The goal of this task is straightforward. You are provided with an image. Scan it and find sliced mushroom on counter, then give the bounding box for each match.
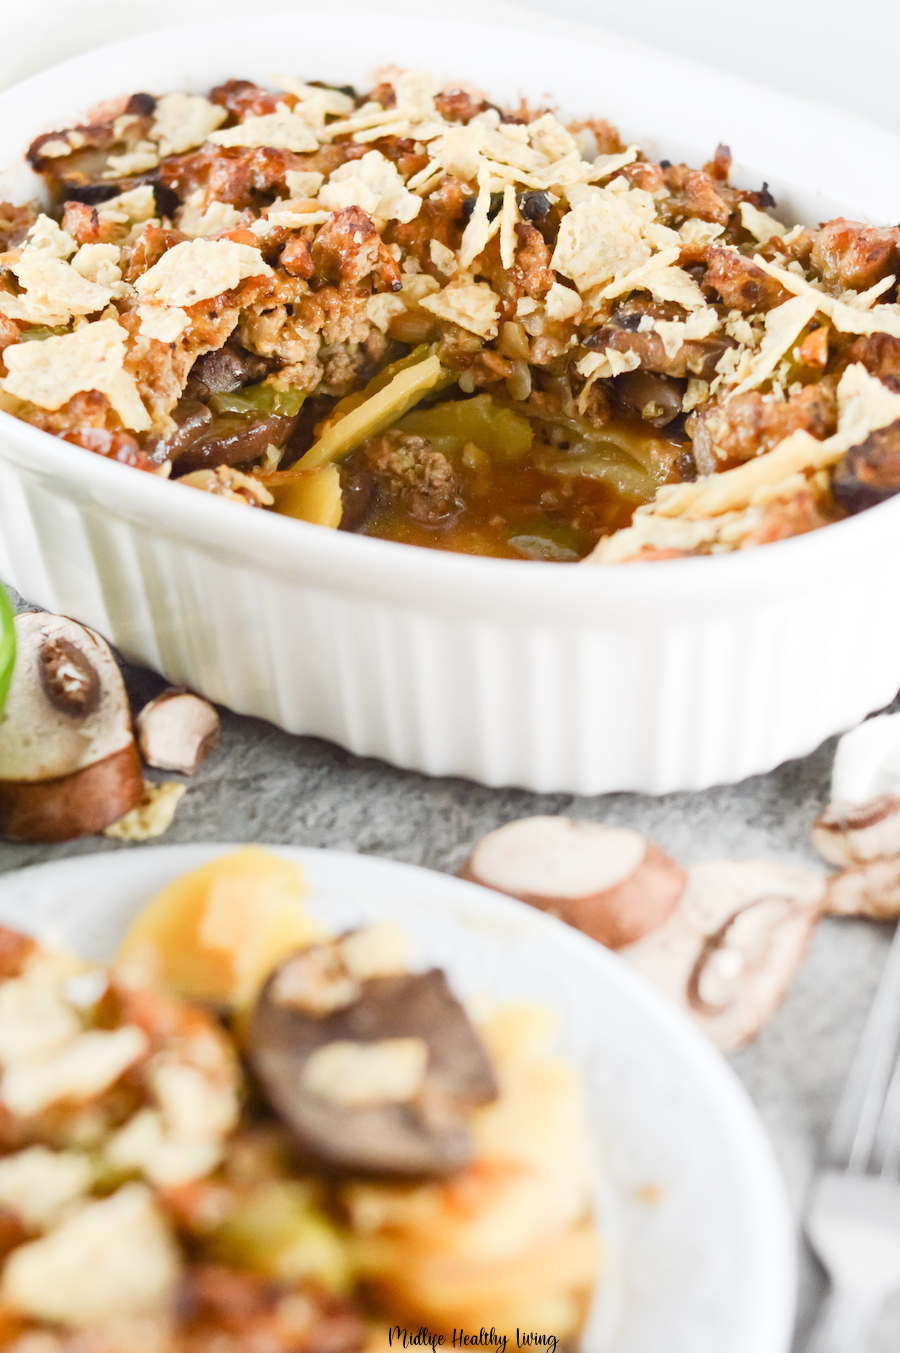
[812,794,900,867]
[826,858,900,920]
[0,614,143,842]
[460,816,687,948]
[248,929,498,1176]
[620,859,826,1053]
[135,689,220,775]
[811,715,900,911]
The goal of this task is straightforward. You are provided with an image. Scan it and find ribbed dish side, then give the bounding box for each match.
[0,459,897,794]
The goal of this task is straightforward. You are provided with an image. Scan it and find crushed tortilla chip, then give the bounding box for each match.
[0,320,150,431]
[105,781,186,841]
[135,240,272,309]
[420,282,500,338]
[208,109,317,154]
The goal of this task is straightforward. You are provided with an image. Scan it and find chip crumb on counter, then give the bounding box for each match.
[104,779,186,841]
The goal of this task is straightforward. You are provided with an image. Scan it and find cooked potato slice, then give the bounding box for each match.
[116,846,325,1008]
[272,464,343,527]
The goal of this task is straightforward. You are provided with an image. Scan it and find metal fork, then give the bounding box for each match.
[806,921,900,1352]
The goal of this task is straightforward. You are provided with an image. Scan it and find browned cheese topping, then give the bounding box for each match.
[5,72,900,561]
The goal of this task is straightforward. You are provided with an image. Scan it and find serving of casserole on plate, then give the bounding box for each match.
[1,16,900,793]
[0,843,796,1353]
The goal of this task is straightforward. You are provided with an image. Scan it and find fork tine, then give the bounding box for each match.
[827,922,900,1172]
[874,1053,900,1176]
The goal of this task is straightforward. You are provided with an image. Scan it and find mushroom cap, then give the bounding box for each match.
[0,613,142,842]
[248,962,498,1176]
[0,614,133,781]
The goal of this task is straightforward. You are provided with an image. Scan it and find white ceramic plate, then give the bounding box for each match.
[0,844,795,1353]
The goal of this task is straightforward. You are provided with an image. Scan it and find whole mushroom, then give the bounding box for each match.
[0,613,143,842]
[135,688,220,775]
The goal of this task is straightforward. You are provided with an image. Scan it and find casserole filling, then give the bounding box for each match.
[3,70,900,562]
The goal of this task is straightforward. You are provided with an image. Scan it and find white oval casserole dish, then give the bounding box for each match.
[0,14,899,795]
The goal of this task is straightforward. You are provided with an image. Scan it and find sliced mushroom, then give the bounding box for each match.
[827,858,900,920]
[0,614,142,842]
[135,689,220,775]
[172,414,297,474]
[585,322,734,381]
[812,795,900,867]
[188,344,270,398]
[141,400,213,464]
[248,935,498,1176]
[615,370,686,428]
[620,859,825,1052]
[460,816,686,948]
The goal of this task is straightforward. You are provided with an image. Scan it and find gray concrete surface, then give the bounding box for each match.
[2,589,896,1351]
